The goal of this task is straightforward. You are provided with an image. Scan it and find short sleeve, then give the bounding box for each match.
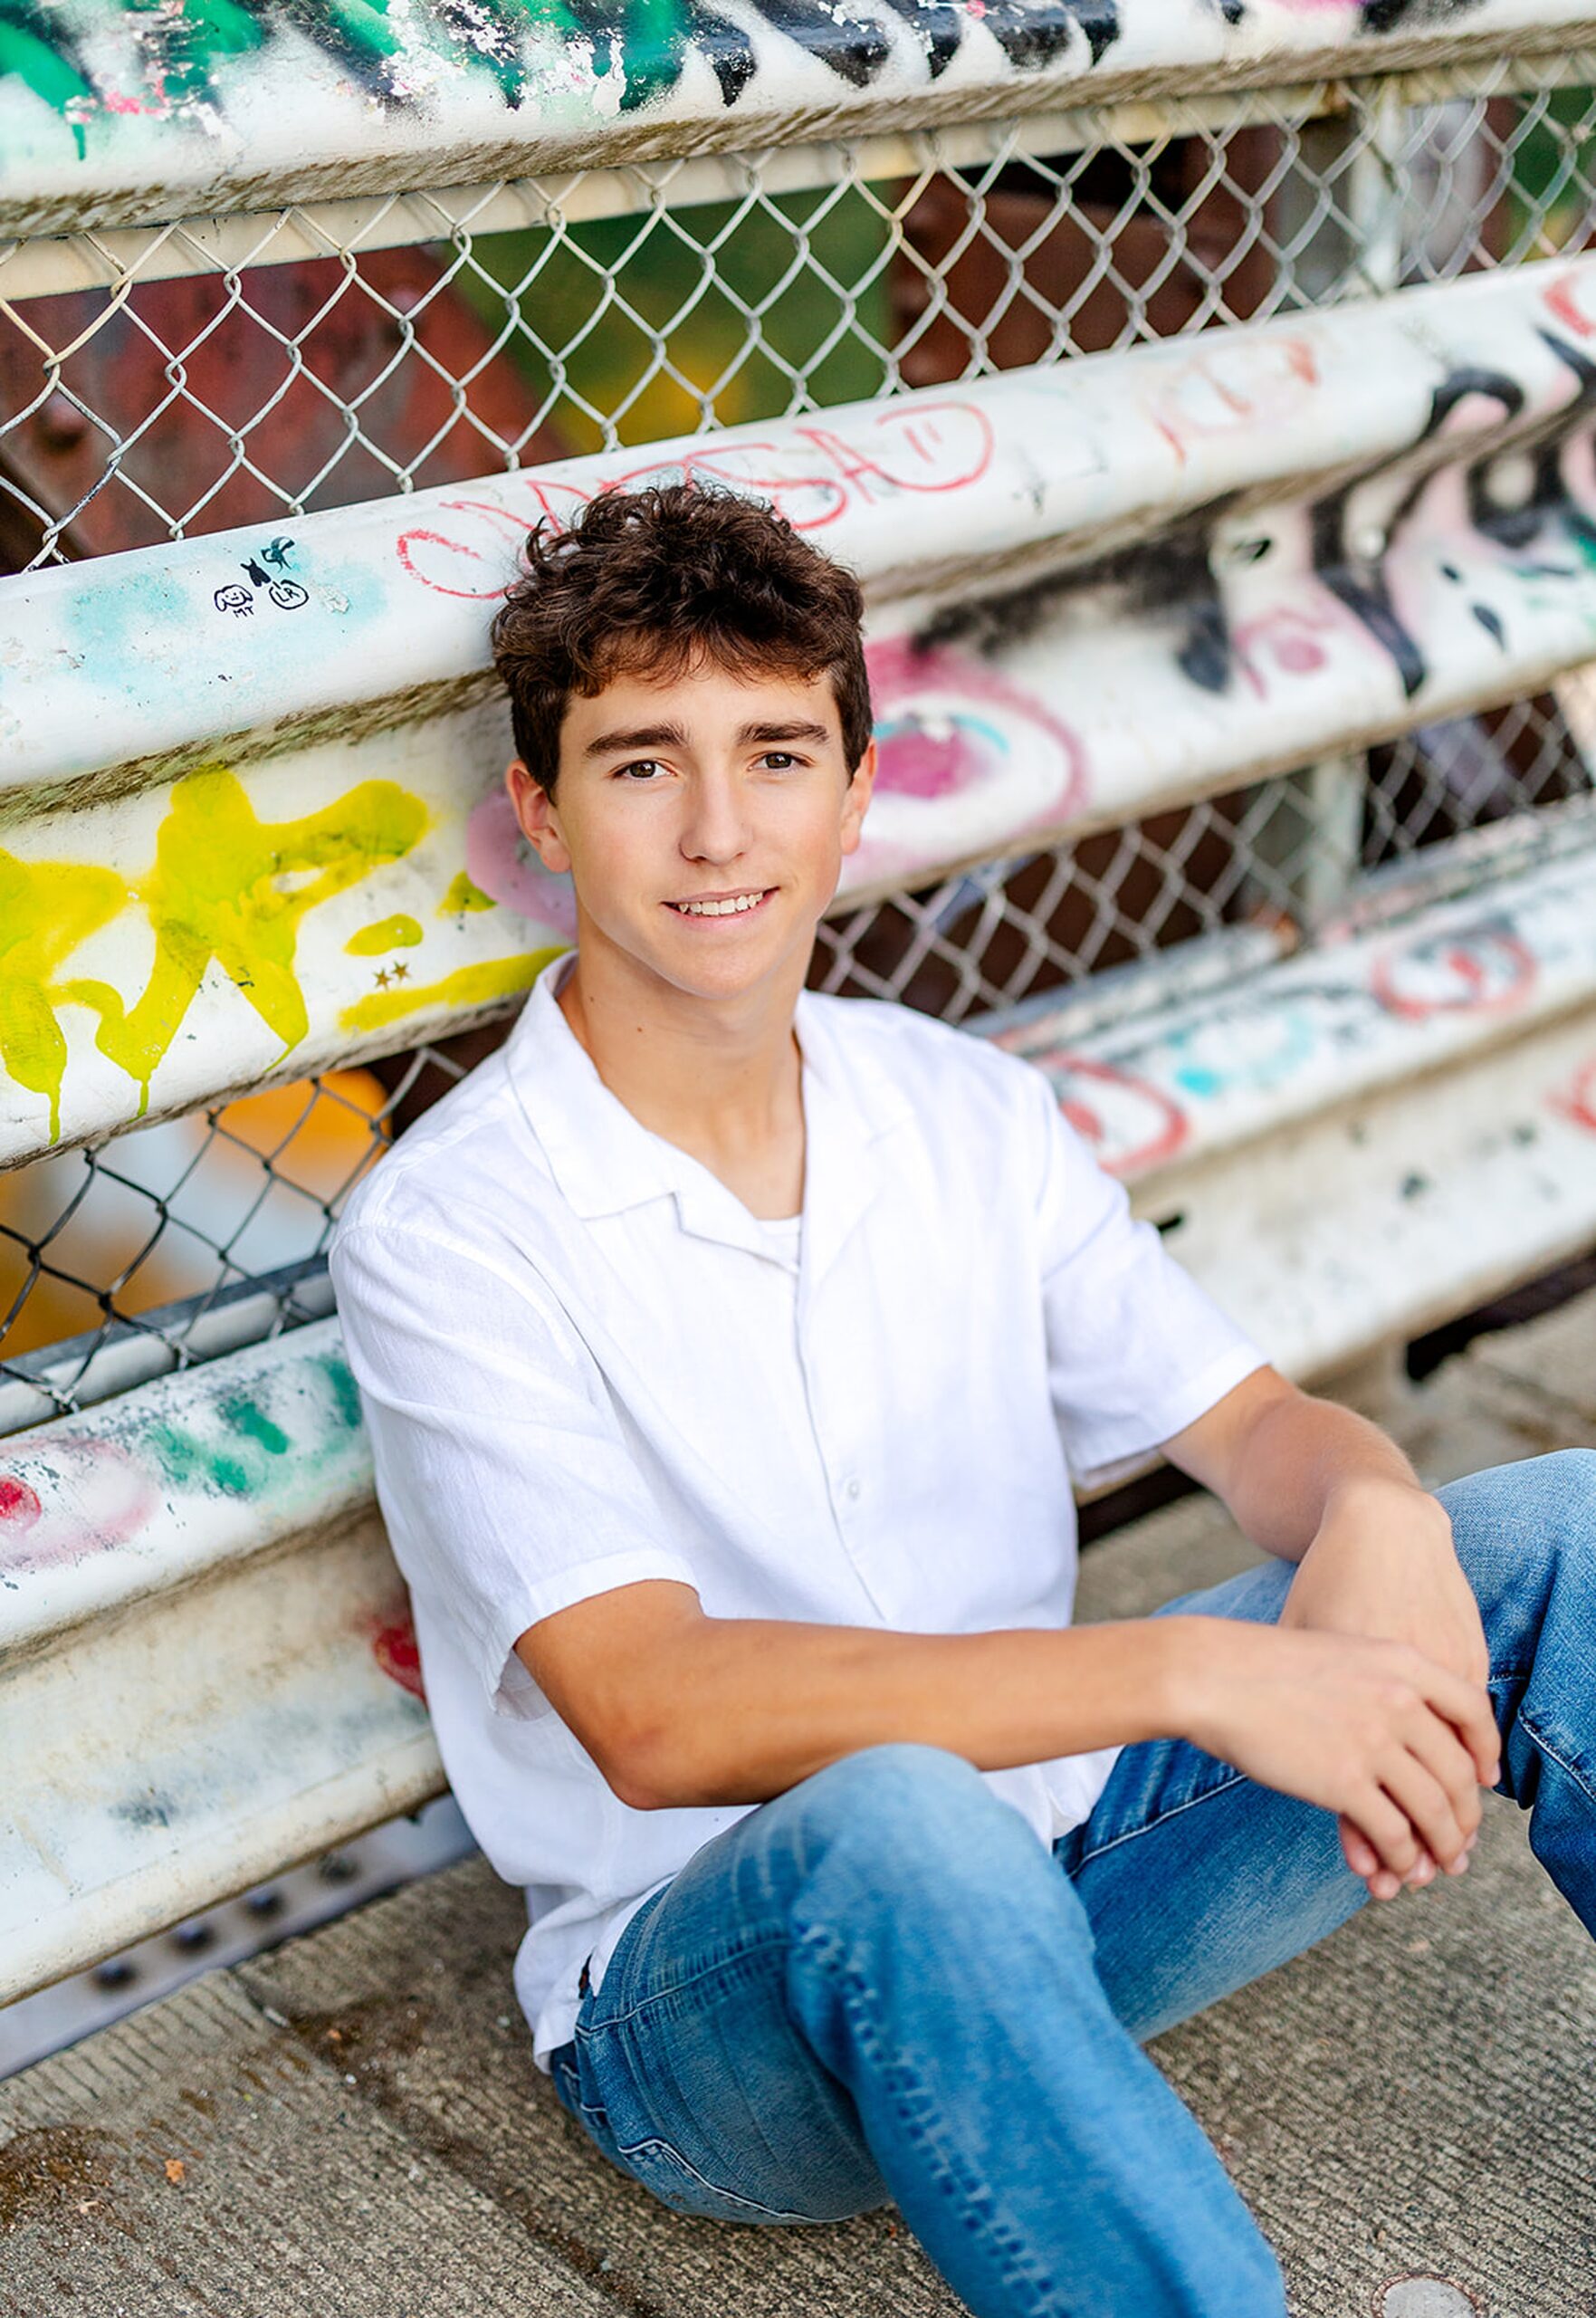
[1025,1067,1267,1486]
[329,1220,698,1720]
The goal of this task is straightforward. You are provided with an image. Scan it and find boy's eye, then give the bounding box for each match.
[615,760,664,781]
[760,752,798,770]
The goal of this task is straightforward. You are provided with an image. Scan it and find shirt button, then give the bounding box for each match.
[845,1478,862,1501]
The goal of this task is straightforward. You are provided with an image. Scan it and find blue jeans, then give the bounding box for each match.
[546,1450,1596,2317]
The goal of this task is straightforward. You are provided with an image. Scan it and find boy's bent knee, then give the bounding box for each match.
[792,1741,1000,1838]
[1441,1448,1596,1565]
[779,1740,1062,1911]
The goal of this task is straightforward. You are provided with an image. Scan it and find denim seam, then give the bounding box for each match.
[575,1930,792,2036]
[1068,1767,1251,1871]
[798,1925,1066,2316]
[1518,1703,1596,1811]
[613,2135,817,2224]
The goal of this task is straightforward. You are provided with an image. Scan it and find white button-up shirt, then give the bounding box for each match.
[329,953,1264,2073]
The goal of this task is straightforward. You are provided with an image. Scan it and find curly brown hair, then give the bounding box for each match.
[489,483,872,795]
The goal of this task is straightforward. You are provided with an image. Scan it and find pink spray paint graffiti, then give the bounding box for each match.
[0,1437,159,1580]
[857,636,1090,883]
[1228,601,1344,698]
[464,790,579,936]
[1146,334,1320,464]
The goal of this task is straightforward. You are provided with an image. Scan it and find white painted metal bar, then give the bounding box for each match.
[5,1,1596,242]
[0,1260,337,1441]
[10,256,1595,803]
[6,823,1595,2006]
[992,820,1596,1185]
[0,1318,444,2002]
[12,47,1596,307]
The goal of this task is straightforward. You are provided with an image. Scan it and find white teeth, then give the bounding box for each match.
[672,892,766,916]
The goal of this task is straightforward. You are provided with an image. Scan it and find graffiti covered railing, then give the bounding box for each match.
[5,5,1596,2009]
[5,58,1596,1394]
[8,2,1596,239]
[6,259,1596,1169]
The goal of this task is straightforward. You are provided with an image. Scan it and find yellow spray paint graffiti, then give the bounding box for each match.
[57,766,430,1120]
[0,764,574,1152]
[339,950,564,1036]
[438,869,496,915]
[345,914,425,955]
[0,853,129,1142]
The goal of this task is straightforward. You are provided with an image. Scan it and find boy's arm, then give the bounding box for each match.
[1161,1363,1488,1689]
[516,1573,1497,1890]
[1162,1364,1494,1896]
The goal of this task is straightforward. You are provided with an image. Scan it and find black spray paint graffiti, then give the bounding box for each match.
[1304,337,1596,698]
[919,325,1596,707]
[3,0,1123,140]
[5,0,1502,152]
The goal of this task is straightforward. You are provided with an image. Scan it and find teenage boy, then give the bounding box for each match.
[329,483,1596,2318]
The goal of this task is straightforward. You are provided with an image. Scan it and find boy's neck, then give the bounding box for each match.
[555,947,808,1220]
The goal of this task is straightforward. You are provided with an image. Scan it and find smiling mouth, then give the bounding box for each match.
[664,888,774,918]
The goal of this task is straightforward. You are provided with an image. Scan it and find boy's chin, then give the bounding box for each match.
[647,933,801,1006]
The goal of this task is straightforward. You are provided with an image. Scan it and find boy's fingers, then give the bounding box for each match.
[1352,1787,1422,1879]
[1417,1663,1500,1785]
[1378,1751,1467,1875]
[1340,1817,1376,1877]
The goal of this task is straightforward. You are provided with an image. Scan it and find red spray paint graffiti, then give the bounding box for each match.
[991,1047,1189,1177]
[368,1611,427,1702]
[1370,923,1537,1023]
[1552,1055,1596,1136]
[395,403,995,597]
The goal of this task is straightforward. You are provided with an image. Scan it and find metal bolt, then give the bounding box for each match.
[1374,2276,1482,2317]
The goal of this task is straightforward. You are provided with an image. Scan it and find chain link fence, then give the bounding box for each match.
[3,63,1595,1420]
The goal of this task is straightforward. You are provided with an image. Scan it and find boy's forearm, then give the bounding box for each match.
[1209,1385,1432,1563]
[624,1613,1204,1810]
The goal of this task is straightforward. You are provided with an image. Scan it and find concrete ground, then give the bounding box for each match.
[3,1292,1595,2318]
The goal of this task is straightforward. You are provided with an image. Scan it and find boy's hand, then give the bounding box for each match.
[1171,1617,1499,1896]
[1277,1477,1497,1898]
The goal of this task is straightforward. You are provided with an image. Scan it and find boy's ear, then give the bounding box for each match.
[840,736,876,857]
[505,758,572,875]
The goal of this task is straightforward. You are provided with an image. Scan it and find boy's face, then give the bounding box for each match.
[505,656,874,1009]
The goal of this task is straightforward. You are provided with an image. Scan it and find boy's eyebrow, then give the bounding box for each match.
[739,721,831,746]
[583,718,833,757]
[582,722,687,758]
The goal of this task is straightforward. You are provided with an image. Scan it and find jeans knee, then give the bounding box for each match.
[796,1741,988,1841]
[1443,1448,1596,1564]
[1534,1449,1596,1586]
[785,1741,1060,1914]
[1440,1448,1596,1664]
[1544,1446,1596,1517]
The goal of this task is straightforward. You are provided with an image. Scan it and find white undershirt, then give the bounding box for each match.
[751,1210,802,1269]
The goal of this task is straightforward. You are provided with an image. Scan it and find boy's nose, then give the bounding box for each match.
[681,776,751,862]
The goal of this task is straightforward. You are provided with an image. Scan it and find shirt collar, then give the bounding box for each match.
[504,951,914,1280]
